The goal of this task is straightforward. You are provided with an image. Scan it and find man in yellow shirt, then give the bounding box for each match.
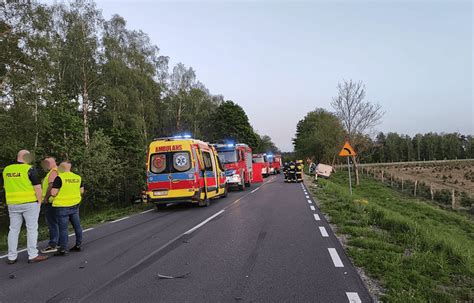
[50,160,84,256]
[2,150,48,264]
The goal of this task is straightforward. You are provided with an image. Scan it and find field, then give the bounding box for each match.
[358,160,474,209]
[310,172,474,302]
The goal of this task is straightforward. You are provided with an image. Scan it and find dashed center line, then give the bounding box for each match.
[319,226,329,237]
[313,214,320,221]
[307,199,312,204]
[346,292,361,303]
[310,205,316,211]
[184,209,225,235]
[251,187,260,193]
[305,195,309,198]
[328,248,344,267]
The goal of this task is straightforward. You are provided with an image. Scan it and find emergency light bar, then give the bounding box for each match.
[153,134,193,141]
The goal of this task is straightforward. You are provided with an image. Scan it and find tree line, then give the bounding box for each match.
[0,0,278,208]
[293,80,473,182]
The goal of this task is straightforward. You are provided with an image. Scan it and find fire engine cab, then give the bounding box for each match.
[252,153,270,178]
[215,143,253,190]
[268,154,282,174]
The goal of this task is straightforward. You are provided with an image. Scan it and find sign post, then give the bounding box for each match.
[338,141,357,195]
[347,156,352,195]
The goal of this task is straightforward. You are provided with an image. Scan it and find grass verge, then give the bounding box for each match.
[311,172,473,302]
[0,203,154,254]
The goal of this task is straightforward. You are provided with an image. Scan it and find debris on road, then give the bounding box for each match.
[9,274,15,279]
[157,272,191,279]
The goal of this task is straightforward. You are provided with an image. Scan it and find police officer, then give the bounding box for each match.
[40,157,60,254]
[50,160,84,256]
[2,150,48,264]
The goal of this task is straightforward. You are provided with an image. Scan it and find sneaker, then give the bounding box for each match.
[28,255,48,263]
[70,245,81,252]
[6,259,17,265]
[40,246,58,254]
[54,250,69,256]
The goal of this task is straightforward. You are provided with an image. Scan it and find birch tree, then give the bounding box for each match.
[331,80,384,185]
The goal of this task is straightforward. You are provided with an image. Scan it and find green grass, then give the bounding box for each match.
[312,172,474,302]
[0,203,154,254]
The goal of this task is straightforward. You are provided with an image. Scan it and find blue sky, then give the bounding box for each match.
[94,0,472,151]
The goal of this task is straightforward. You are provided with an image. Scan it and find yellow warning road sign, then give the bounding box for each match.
[338,141,357,157]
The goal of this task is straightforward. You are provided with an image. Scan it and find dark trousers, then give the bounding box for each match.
[44,203,59,247]
[56,205,82,251]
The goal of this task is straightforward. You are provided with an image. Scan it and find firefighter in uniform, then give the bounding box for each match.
[283,162,289,182]
[50,161,84,255]
[296,160,304,182]
[2,150,48,264]
[288,161,297,182]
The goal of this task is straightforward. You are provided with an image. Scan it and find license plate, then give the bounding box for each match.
[153,190,168,196]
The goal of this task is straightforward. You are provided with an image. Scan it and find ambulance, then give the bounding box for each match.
[252,153,270,177]
[214,143,253,190]
[146,136,227,209]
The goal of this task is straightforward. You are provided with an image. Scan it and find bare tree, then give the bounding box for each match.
[331,80,384,185]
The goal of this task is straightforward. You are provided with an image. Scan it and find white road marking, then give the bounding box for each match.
[251,187,260,193]
[307,199,312,204]
[141,209,154,214]
[313,214,320,221]
[0,248,27,259]
[328,248,344,267]
[184,209,225,235]
[305,195,309,198]
[310,205,316,211]
[111,216,129,223]
[1,227,98,259]
[346,292,361,303]
[319,226,329,237]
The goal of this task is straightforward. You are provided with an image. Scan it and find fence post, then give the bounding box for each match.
[381,170,384,183]
[430,184,434,200]
[401,178,404,191]
[451,189,456,209]
[414,180,418,197]
[390,174,393,187]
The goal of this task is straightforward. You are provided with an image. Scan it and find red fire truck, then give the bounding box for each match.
[268,154,282,174]
[215,143,253,190]
[252,153,270,178]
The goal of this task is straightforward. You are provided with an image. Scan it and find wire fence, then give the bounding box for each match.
[355,166,474,211]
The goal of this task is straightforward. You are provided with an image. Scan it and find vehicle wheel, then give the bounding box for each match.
[221,185,228,198]
[238,173,245,190]
[245,179,251,187]
[199,198,210,207]
[155,204,167,210]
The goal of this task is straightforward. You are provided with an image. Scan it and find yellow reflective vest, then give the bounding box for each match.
[42,167,58,201]
[2,163,37,205]
[52,172,82,207]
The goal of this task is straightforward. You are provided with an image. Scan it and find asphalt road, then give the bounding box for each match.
[0,175,371,303]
